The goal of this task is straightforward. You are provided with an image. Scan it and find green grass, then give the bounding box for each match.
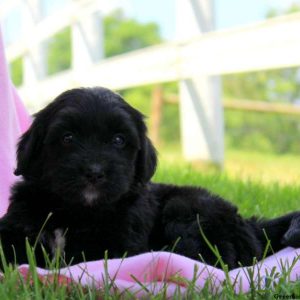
[1,158,300,299]
[155,159,300,218]
[158,144,300,185]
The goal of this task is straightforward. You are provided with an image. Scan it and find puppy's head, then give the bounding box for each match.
[15,87,157,206]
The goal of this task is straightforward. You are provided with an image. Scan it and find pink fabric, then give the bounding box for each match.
[16,248,300,296]
[0,27,31,217]
[1,26,300,297]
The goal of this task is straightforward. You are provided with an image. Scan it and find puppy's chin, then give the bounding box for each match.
[82,186,99,206]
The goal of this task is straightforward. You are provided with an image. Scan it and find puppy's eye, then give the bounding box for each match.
[62,133,73,145]
[112,134,125,148]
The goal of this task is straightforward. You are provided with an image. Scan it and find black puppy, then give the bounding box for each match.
[0,87,299,269]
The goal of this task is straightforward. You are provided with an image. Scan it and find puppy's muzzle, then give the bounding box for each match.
[84,164,105,184]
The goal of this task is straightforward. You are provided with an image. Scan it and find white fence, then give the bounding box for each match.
[2,0,300,164]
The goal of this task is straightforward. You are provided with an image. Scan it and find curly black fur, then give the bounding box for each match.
[0,87,299,269]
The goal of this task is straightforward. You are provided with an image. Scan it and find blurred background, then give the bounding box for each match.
[1,0,300,185]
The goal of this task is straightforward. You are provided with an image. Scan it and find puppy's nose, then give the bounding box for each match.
[85,164,105,183]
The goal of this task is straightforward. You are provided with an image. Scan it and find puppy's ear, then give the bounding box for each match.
[14,90,67,178]
[14,121,45,178]
[136,136,157,184]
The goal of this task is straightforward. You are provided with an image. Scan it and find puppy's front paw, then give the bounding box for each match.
[282,217,300,247]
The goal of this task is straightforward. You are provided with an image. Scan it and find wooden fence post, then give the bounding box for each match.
[150,85,163,146]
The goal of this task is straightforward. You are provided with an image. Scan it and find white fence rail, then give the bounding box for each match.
[4,1,103,61]
[6,12,300,106]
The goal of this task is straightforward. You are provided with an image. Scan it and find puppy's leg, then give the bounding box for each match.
[158,189,263,269]
[0,211,49,267]
[255,212,300,250]
[163,218,237,267]
[282,217,300,248]
[0,226,28,266]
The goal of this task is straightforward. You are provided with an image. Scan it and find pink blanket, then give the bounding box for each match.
[1,27,300,296]
[15,248,300,296]
[0,28,31,217]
